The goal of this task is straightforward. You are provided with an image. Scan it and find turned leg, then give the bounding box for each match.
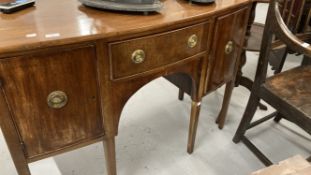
[233,94,260,143]
[187,101,201,154]
[216,81,234,129]
[103,137,117,175]
[178,89,184,101]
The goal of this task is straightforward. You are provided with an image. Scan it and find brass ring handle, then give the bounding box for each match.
[188,34,198,48]
[131,49,145,64]
[225,41,234,55]
[47,91,68,109]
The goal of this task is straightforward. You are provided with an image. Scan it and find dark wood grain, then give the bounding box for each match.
[206,7,249,92]
[212,7,250,128]
[0,0,250,56]
[262,66,311,123]
[0,81,31,175]
[109,22,209,80]
[0,0,252,174]
[0,45,103,159]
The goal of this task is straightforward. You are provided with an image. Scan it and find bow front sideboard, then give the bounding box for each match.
[0,0,251,174]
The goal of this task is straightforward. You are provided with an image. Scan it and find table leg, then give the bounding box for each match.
[104,137,117,175]
[216,81,234,129]
[187,100,201,154]
[178,89,184,101]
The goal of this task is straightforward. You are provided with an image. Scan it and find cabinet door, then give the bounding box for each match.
[0,45,103,159]
[207,7,249,92]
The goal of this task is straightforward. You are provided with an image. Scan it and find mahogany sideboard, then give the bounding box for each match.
[0,0,251,174]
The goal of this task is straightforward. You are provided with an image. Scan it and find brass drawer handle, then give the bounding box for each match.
[131,49,145,64]
[47,91,68,109]
[188,34,198,48]
[225,41,234,55]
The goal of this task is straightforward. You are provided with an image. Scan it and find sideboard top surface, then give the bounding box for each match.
[0,0,250,54]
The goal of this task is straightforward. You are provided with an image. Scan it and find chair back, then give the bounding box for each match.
[278,0,306,32]
[253,0,311,88]
[303,9,311,32]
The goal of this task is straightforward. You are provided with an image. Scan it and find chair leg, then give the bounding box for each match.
[273,112,283,123]
[187,100,201,154]
[233,94,260,143]
[103,137,117,175]
[242,136,273,166]
[216,81,234,129]
[178,88,184,101]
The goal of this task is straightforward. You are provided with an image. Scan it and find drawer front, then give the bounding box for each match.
[207,7,249,92]
[0,45,103,158]
[109,22,209,80]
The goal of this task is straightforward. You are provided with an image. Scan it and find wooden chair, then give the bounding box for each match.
[215,0,309,129]
[233,0,311,166]
[236,0,306,96]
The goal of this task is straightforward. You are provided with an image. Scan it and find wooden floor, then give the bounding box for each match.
[0,4,310,175]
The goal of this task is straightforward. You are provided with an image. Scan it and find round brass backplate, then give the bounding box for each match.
[131,49,145,64]
[47,91,68,109]
[188,34,198,48]
[225,41,234,55]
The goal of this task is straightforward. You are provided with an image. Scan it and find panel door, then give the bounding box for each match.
[0,45,103,158]
[206,7,249,92]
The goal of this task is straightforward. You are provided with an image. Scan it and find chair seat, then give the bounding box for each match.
[245,23,265,51]
[261,65,311,122]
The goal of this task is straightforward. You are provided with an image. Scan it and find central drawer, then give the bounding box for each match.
[109,22,209,80]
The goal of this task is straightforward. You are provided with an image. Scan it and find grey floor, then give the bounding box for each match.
[1,4,310,175]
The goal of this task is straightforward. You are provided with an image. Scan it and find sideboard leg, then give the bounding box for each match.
[103,137,117,175]
[178,88,184,101]
[187,101,201,154]
[0,90,31,175]
[14,161,31,175]
[216,81,234,129]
